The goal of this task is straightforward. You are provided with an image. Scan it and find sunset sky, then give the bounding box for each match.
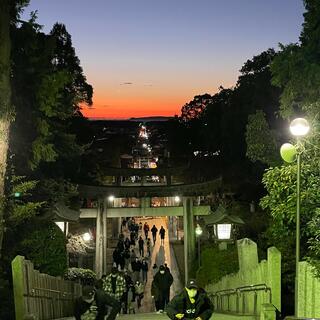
[23,0,305,119]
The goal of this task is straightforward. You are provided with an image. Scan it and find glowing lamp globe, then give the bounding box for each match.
[280,143,297,163]
[108,195,115,202]
[83,232,92,242]
[195,224,203,236]
[289,118,310,137]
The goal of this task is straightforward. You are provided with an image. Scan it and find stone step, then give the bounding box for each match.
[55,312,257,320]
[213,312,258,320]
[119,312,168,320]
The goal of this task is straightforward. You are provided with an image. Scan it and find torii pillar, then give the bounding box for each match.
[183,197,195,285]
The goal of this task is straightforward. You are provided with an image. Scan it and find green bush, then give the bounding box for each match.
[17,221,67,276]
[65,267,96,285]
[196,243,238,287]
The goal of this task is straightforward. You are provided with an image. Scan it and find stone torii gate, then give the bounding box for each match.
[79,177,221,284]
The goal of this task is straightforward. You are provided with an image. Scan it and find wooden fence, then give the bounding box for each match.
[12,255,82,320]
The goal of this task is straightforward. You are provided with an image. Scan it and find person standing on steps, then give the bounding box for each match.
[131,257,142,283]
[143,222,150,240]
[121,269,133,314]
[159,226,166,246]
[138,236,144,257]
[151,265,173,313]
[166,279,214,320]
[141,259,149,283]
[151,224,158,244]
[146,238,151,257]
[134,280,145,309]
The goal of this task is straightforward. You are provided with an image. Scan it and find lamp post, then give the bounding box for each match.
[195,224,203,268]
[289,118,310,316]
[280,118,310,316]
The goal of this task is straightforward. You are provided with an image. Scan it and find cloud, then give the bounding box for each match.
[120,82,133,85]
[143,84,153,87]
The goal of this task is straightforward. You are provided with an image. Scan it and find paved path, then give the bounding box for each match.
[137,216,182,313]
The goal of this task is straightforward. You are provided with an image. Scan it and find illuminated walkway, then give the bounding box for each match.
[133,216,183,313]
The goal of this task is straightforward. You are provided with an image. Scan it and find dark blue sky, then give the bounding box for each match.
[23,0,305,118]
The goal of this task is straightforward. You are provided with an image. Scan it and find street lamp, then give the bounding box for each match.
[195,224,203,268]
[281,117,310,316]
[82,232,92,242]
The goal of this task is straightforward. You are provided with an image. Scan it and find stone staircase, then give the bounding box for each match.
[117,312,256,320]
[56,312,256,320]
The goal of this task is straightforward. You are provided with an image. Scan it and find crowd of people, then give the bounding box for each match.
[108,217,171,314]
[74,217,214,319]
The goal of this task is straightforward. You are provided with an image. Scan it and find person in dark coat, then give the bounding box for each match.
[159,226,166,245]
[121,270,133,314]
[130,231,136,246]
[112,248,121,269]
[151,225,158,244]
[143,222,150,239]
[124,237,131,250]
[141,259,149,283]
[138,236,144,257]
[74,285,120,320]
[131,257,142,283]
[151,265,173,312]
[166,279,214,320]
[118,251,126,270]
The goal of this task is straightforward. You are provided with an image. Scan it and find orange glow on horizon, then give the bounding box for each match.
[81,96,186,119]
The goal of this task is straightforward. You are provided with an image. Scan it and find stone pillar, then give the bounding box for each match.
[188,200,195,265]
[183,197,189,285]
[183,197,194,285]
[267,246,281,312]
[237,238,258,272]
[95,203,103,278]
[102,206,107,275]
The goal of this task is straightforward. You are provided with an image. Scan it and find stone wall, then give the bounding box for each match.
[297,261,320,317]
[206,238,281,315]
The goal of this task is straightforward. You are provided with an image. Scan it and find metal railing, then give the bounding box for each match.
[209,284,272,315]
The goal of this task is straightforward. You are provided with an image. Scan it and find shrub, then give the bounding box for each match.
[196,243,238,287]
[16,221,67,276]
[65,267,96,285]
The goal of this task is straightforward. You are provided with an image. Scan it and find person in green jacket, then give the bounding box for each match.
[166,279,213,320]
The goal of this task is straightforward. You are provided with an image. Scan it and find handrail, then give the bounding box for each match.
[209,283,272,315]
